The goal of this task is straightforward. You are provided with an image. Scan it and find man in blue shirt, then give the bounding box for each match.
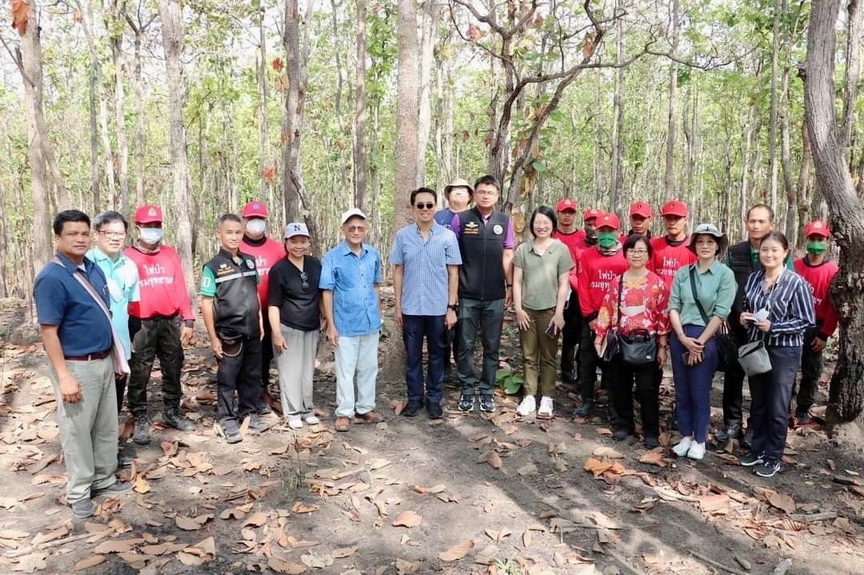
[34,210,131,519]
[391,188,462,419]
[320,209,385,432]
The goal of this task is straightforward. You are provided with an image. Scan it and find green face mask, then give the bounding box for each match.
[597,231,618,248]
[806,241,828,256]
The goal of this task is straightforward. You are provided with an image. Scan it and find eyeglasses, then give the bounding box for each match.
[300,271,309,292]
[98,231,127,239]
[415,202,435,210]
[628,249,649,255]
[345,225,367,232]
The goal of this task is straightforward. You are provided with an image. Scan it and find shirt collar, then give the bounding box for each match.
[88,246,126,265]
[337,242,368,257]
[413,222,441,235]
[55,252,91,273]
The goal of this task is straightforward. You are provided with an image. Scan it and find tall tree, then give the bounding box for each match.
[804,0,864,428]
[353,0,369,213]
[394,0,420,229]
[157,0,195,293]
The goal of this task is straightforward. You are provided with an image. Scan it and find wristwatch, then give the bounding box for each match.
[447,304,458,311]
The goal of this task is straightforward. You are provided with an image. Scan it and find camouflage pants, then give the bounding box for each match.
[126,315,184,417]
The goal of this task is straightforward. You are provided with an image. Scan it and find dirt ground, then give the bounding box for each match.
[1,297,863,575]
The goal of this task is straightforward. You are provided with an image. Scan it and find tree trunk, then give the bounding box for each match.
[127,10,153,207]
[394,0,420,230]
[780,65,797,243]
[353,0,369,213]
[283,0,320,254]
[16,4,57,272]
[416,0,439,186]
[157,0,195,299]
[664,0,680,198]
[804,0,864,427]
[767,0,782,212]
[609,6,625,213]
[111,0,130,216]
[795,122,813,247]
[256,0,274,215]
[841,0,862,161]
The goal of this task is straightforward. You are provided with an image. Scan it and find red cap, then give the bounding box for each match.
[661,200,689,218]
[134,205,163,224]
[596,212,621,231]
[583,208,602,221]
[241,200,269,219]
[629,201,653,218]
[804,220,830,238]
[556,198,578,213]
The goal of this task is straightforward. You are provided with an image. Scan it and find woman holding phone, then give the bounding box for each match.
[513,206,574,419]
[668,224,736,460]
[738,231,814,478]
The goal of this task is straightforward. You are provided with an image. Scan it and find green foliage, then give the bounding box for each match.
[496,368,524,396]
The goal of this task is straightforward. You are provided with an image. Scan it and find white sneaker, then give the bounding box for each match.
[287,417,303,430]
[672,436,693,457]
[516,395,536,416]
[303,413,320,425]
[538,396,554,418]
[687,441,706,460]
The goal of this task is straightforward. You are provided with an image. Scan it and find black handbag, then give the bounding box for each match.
[613,276,657,366]
[689,266,736,369]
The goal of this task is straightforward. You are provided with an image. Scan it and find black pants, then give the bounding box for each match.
[127,315,185,417]
[560,291,582,381]
[609,358,660,437]
[217,335,263,429]
[722,328,751,427]
[793,329,823,414]
[115,374,128,414]
[578,321,609,403]
[750,345,802,461]
[261,320,274,390]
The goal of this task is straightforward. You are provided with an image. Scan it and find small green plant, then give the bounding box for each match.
[496,367,523,395]
[490,557,523,574]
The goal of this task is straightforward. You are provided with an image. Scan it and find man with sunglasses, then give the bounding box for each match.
[320,209,385,432]
[391,188,461,419]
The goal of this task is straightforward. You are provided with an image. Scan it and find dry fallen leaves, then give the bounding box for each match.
[268,557,307,574]
[72,555,106,571]
[767,491,797,515]
[392,511,422,528]
[439,539,475,562]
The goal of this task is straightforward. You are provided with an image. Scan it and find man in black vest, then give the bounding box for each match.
[451,175,515,414]
[718,204,780,446]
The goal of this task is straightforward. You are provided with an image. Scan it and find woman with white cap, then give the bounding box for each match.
[268,222,323,429]
[668,224,736,460]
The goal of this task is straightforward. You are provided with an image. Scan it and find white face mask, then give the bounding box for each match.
[139,228,163,244]
[246,219,266,235]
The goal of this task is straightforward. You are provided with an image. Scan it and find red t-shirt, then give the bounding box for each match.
[552,229,583,265]
[648,236,696,290]
[125,244,193,321]
[793,257,839,338]
[241,237,286,306]
[573,247,628,318]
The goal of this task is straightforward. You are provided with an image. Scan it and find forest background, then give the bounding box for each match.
[1,0,863,429]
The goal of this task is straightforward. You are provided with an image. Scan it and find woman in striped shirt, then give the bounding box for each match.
[738,231,815,478]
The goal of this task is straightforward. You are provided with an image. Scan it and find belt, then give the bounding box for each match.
[64,349,112,361]
[140,312,180,321]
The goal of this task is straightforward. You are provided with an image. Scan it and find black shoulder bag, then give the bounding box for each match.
[615,275,657,365]
[688,265,737,369]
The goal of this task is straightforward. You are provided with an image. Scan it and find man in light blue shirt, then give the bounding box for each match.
[320,209,384,432]
[86,211,140,421]
[391,187,461,419]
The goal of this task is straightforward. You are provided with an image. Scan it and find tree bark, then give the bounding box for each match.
[664,0,680,198]
[394,0,420,229]
[416,0,439,186]
[283,0,320,254]
[256,0,274,215]
[609,3,625,212]
[111,0,130,216]
[795,121,813,247]
[126,7,154,208]
[768,0,782,212]
[804,0,864,427]
[780,65,797,243]
[841,0,862,161]
[353,0,369,213]
[157,0,195,299]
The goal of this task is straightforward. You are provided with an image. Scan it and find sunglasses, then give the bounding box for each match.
[415,202,435,210]
[300,271,309,292]
[345,225,367,232]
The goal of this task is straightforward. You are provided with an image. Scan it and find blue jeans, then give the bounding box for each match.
[403,315,447,405]
[750,345,802,461]
[335,332,380,417]
[670,325,719,443]
[457,298,504,396]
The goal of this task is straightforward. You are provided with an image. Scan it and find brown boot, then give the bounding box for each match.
[335,416,351,432]
[356,410,384,424]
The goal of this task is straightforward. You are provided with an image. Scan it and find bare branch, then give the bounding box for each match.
[0,35,32,87]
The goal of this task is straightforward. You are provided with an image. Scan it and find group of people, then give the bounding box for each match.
[34,182,838,518]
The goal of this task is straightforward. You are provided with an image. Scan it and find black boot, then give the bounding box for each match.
[716,420,742,444]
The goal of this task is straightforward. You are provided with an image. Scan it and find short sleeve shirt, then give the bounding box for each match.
[86,247,140,359]
[319,243,383,336]
[268,256,322,331]
[389,223,461,316]
[34,253,114,357]
[513,240,574,310]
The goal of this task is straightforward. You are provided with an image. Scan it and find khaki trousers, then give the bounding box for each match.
[49,357,118,503]
[519,308,559,397]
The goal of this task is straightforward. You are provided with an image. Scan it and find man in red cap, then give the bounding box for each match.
[573,212,628,417]
[792,221,838,424]
[552,198,582,386]
[649,200,696,291]
[621,201,653,242]
[240,200,285,416]
[125,205,196,445]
